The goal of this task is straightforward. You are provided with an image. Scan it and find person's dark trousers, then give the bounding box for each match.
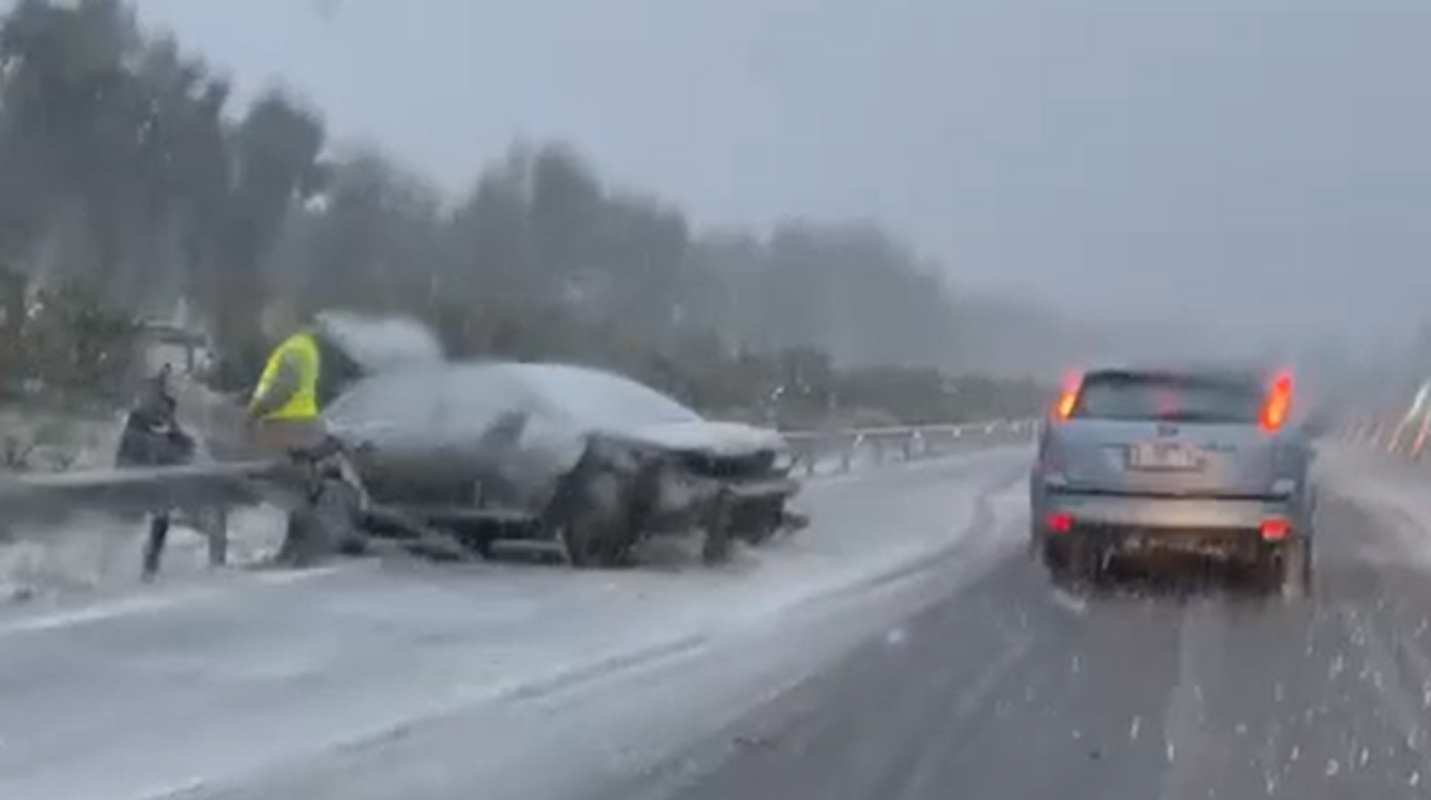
[142,512,171,581]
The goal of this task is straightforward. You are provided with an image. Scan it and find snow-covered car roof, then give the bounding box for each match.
[325,361,698,441]
[491,363,701,427]
[324,361,791,455]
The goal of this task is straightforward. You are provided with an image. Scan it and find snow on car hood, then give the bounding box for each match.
[613,420,788,457]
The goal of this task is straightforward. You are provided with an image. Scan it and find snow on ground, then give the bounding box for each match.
[0,426,1024,605]
[0,447,1031,800]
[0,506,288,603]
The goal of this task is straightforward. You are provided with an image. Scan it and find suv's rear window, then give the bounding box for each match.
[1073,373,1263,423]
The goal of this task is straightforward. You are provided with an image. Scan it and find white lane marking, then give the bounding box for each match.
[1160,600,1226,800]
[252,563,354,585]
[141,776,206,800]
[0,563,361,638]
[0,590,215,636]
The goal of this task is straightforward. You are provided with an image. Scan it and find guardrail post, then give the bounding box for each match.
[842,434,858,472]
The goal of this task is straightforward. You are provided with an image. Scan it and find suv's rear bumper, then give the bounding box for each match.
[1041,492,1294,531]
[1037,490,1308,561]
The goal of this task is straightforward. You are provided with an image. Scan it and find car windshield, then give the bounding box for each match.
[1074,373,1264,423]
[518,365,702,427]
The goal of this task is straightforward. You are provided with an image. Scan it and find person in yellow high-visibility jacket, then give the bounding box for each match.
[246,316,370,564]
[246,328,326,453]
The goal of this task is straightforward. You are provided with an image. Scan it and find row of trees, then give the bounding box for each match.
[0,0,1038,423]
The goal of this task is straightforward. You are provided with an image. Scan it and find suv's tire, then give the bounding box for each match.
[1279,536,1313,599]
[1043,536,1097,586]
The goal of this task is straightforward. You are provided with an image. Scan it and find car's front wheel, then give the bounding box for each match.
[558,470,634,568]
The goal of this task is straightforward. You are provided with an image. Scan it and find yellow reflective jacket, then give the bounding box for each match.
[250,331,320,421]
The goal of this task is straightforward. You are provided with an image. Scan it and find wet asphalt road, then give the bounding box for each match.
[7,448,1431,799]
[615,490,1431,800]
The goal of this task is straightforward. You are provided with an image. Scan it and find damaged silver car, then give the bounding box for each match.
[325,361,803,566]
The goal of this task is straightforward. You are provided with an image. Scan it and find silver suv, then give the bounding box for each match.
[1029,367,1315,594]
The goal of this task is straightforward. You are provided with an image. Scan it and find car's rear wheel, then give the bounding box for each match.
[1042,535,1099,586]
[1278,537,1313,599]
[1255,537,1312,598]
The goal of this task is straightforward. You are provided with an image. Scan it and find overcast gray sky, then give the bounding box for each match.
[130,0,1431,346]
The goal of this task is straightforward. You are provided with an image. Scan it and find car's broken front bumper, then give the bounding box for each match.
[646,465,800,536]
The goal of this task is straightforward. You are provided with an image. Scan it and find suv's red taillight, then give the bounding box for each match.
[1054,371,1083,422]
[1259,371,1293,433]
[1260,517,1291,541]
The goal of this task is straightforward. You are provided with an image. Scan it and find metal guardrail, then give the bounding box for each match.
[0,419,1039,596]
[1340,411,1431,461]
[781,419,1039,476]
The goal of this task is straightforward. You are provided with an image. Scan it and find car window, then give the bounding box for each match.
[1074,373,1263,423]
[515,365,702,427]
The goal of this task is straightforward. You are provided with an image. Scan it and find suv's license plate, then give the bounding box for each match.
[1128,442,1202,471]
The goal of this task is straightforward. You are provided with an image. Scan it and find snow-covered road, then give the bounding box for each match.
[13,442,1431,800]
[0,446,1033,800]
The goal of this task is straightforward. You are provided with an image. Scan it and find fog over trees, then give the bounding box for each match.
[0,0,1050,421]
